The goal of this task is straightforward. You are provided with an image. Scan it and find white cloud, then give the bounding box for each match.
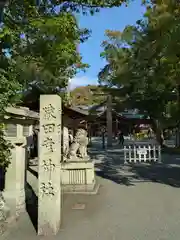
[68,76,98,90]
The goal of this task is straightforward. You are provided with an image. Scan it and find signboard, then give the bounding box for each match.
[137,149,147,155]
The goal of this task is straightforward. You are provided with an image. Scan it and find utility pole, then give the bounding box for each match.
[107,95,113,147]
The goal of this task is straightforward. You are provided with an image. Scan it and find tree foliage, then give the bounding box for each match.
[99,0,180,131]
[70,85,106,106]
[0,0,130,100]
[1,2,91,92]
[0,0,129,167]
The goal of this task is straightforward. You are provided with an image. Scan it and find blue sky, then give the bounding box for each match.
[70,0,145,89]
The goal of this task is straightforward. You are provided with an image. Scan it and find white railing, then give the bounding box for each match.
[124,145,161,163]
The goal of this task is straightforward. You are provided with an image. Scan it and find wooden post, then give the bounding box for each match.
[115,119,118,139]
[102,126,106,149]
[88,123,92,146]
[107,95,112,147]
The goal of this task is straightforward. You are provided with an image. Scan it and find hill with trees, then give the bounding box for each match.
[70,85,106,106]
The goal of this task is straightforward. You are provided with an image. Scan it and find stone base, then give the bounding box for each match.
[62,182,100,195]
[0,213,19,235]
[0,193,20,236]
[2,190,25,214]
[61,160,99,194]
[64,156,90,162]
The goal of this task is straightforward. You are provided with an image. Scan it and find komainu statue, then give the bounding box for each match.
[0,192,9,222]
[68,128,89,161]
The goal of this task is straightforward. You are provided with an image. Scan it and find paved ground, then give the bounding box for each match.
[2,138,180,240]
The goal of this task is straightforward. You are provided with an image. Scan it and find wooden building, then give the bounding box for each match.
[89,109,153,137]
[19,86,89,131]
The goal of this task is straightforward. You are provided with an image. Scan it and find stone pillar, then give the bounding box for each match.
[3,137,27,213]
[38,95,62,236]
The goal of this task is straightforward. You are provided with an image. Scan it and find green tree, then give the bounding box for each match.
[0,0,131,167]
[70,85,106,106]
[99,0,180,145]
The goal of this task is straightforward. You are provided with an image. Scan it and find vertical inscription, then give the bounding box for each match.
[43,123,55,133]
[40,181,55,197]
[42,136,55,153]
[42,158,55,179]
[43,104,56,120]
[40,107,56,197]
[42,105,54,196]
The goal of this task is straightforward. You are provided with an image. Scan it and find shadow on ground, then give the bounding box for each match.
[27,166,38,178]
[95,158,134,186]
[0,168,5,191]
[92,149,180,188]
[25,182,38,232]
[130,163,180,187]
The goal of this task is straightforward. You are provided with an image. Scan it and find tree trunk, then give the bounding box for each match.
[152,118,164,146]
[106,95,112,147]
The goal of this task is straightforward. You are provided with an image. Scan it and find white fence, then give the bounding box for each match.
[124,145,161,163]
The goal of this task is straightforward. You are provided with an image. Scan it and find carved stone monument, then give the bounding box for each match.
[61,123,99,194]
[68,128,89,161]
[38,95,61,236]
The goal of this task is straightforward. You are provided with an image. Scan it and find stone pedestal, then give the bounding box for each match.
[61,160,99,194]
[3,137,26,214]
